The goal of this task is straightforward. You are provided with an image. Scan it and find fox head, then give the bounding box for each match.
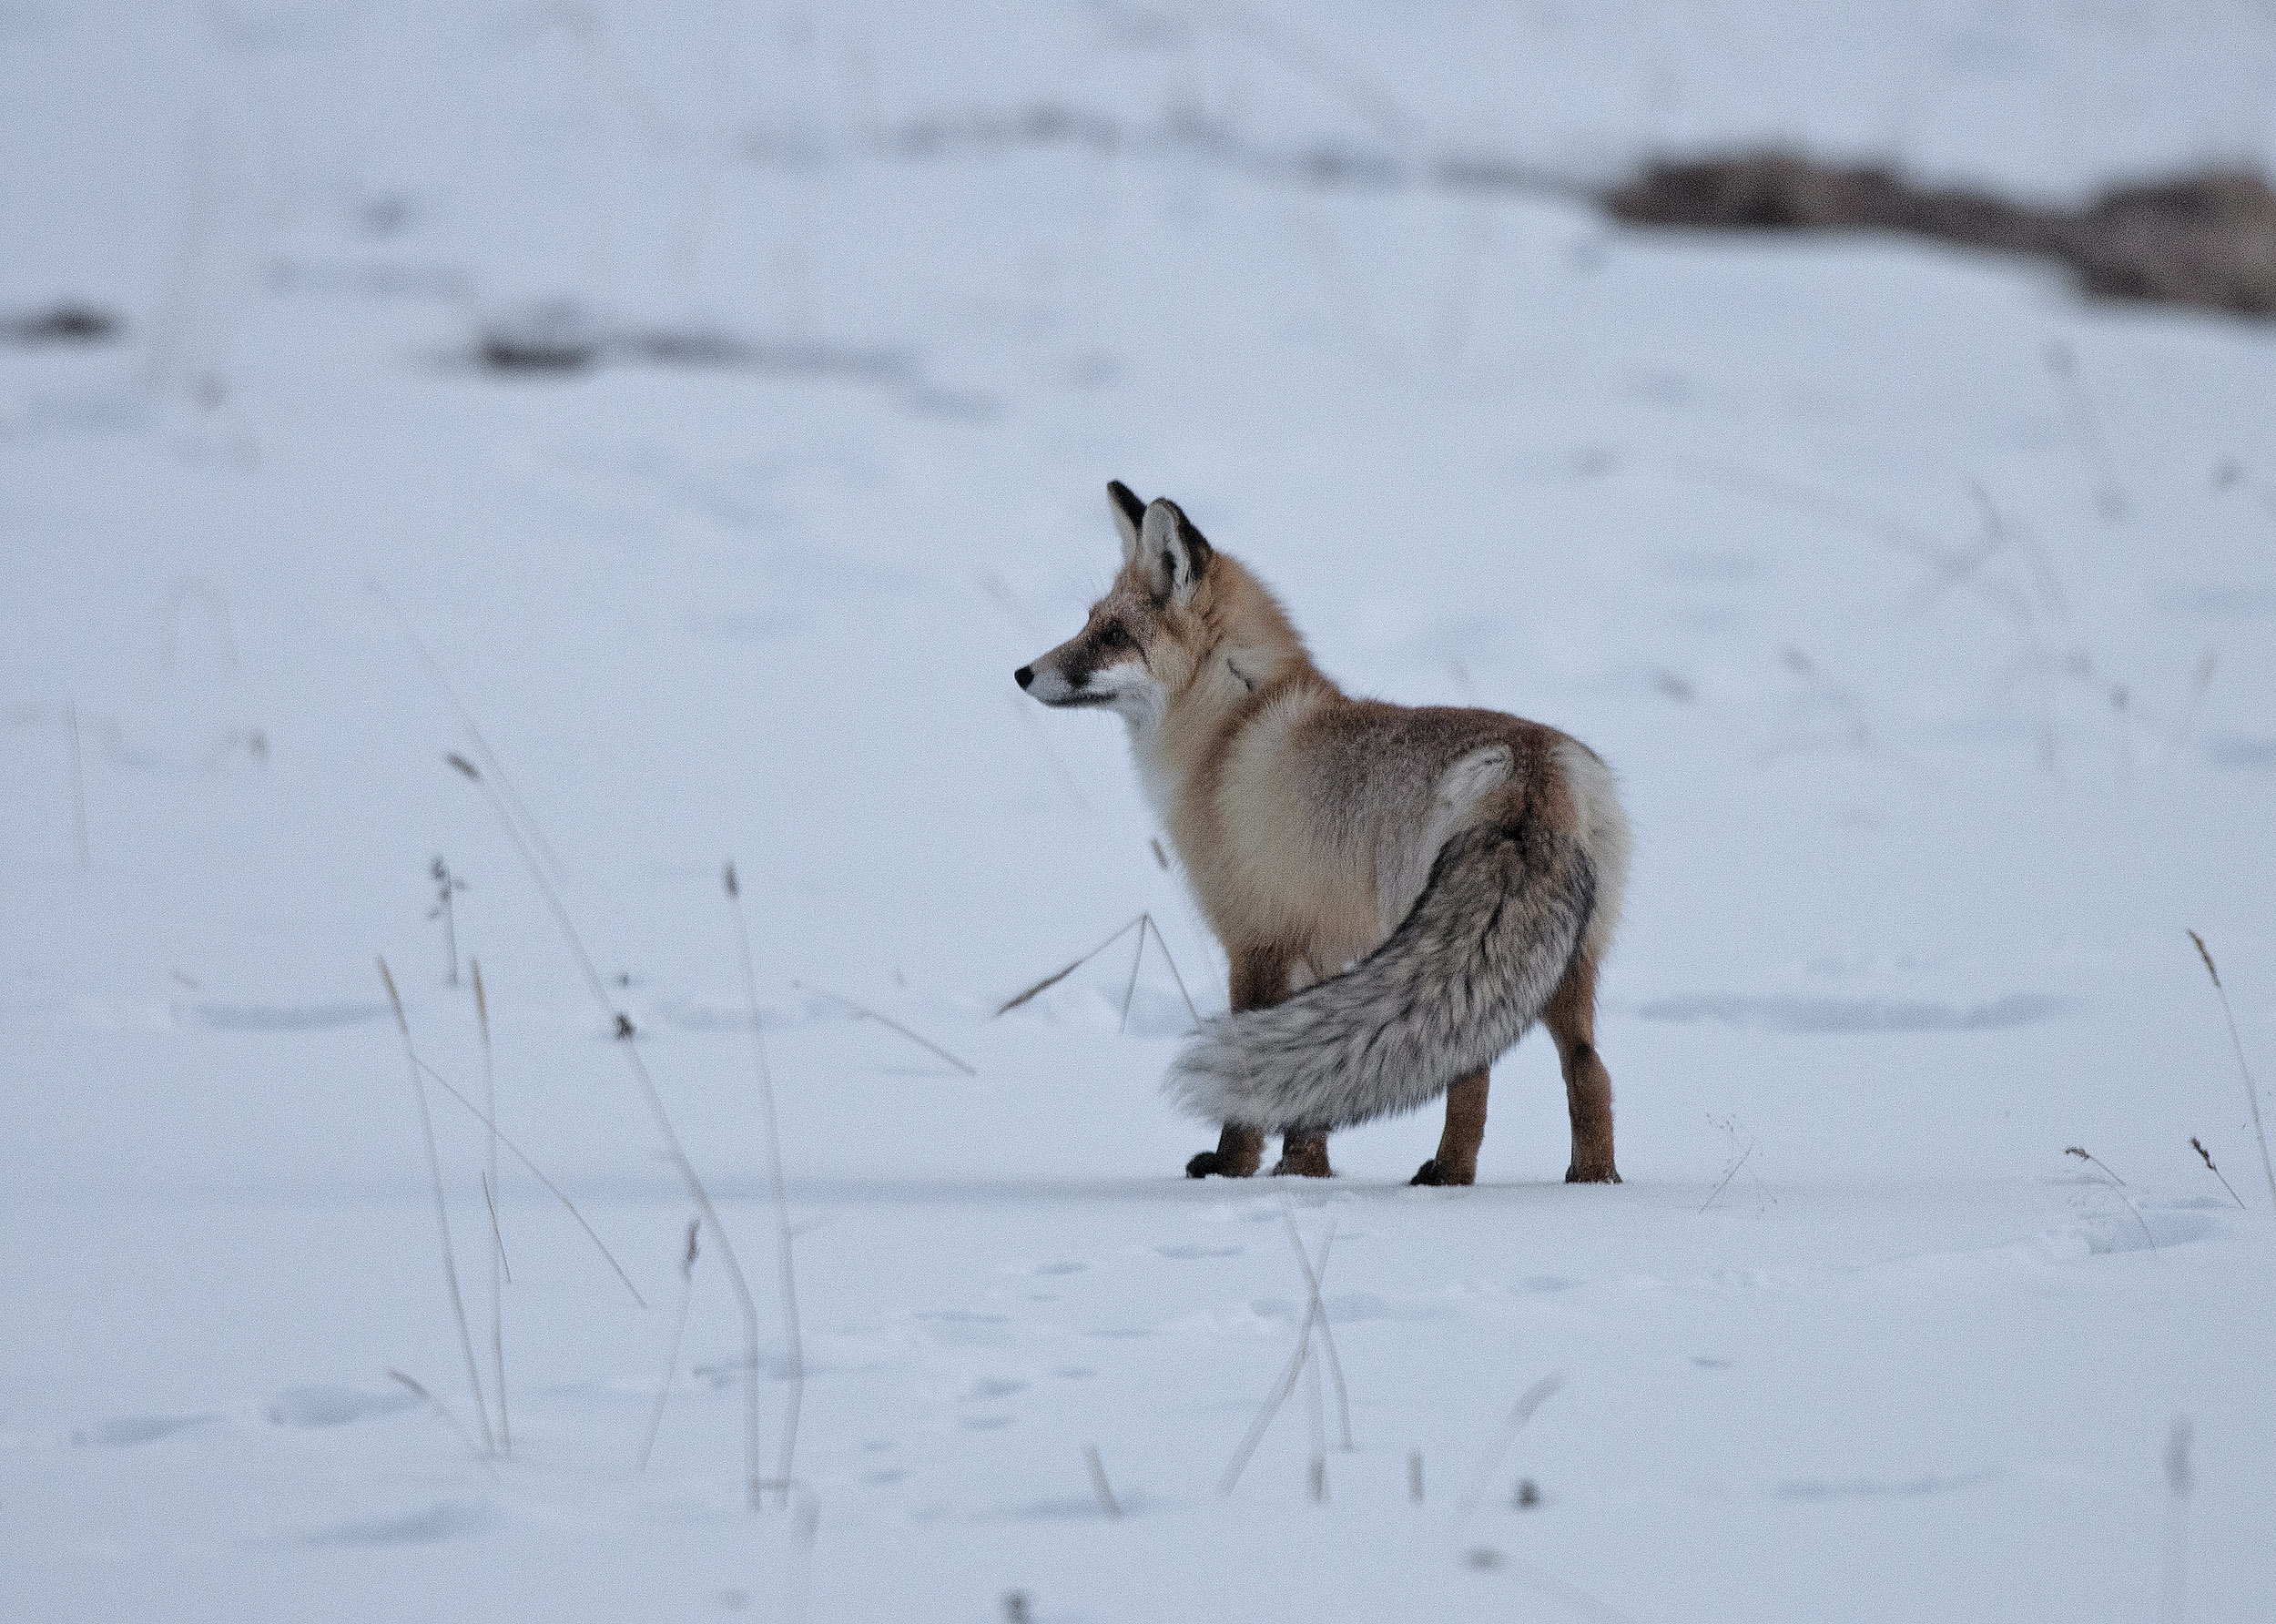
[1016,482,1305,729]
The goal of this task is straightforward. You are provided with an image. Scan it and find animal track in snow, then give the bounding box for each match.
[71,1413,223,1447]
[296,1499,497,1547]
[263,1385,419,1427]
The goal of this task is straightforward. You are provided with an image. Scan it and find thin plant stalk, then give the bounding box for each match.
[997,912,1203,1030]
[377,957,494,1457]
[1453,1372,1565,1520]
[472,958,506,1456]
[638,1219,701,1473]
[1219,1225,1336,1496]
[371,583,569,884]
[1141,916,1203,1029]
[388,1369,496,1473]
[727,859,804,1507]
[994,914,1147,1016]
[1083,1445,1122,1518]
[2190,1137,2246,1211]
[66,699,88,868]
[481,1175,511,1284]
[2189,931,2275,1213]
[1119,923,1146,1033]
[1303,1328,1327,1503]
[1277,1198,1352,1448]
[414,1054,645,1305]
[796,980,974,1076]
[446,754,764,1507]
[2064,1145,2158,1253]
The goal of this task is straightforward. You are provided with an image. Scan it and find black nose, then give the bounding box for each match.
[1014,665,1034,689]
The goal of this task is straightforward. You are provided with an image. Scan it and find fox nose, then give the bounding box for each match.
[1014,665,1034,690]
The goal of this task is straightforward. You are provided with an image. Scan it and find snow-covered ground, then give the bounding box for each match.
[4,3,2274,1619]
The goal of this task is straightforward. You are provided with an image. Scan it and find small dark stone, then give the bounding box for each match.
[4,303,122,344]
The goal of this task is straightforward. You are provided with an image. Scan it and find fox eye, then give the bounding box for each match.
[1099,624,1132,650]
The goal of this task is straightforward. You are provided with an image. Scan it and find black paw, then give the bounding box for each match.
[1186,1151,1224,1178]
[1563,1163,1622,1184]
[1410,1159,1443,1186]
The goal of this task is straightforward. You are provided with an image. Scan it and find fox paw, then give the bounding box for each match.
[1185,1150,1256,1179]
[1563,1162,1621,1184]
[1410,1159,1474,1187]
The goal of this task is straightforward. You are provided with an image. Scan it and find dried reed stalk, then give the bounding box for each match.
[387,1368,495,1472]
[2064,1146,2158,1253]
[1453,1373,1565,1520]
[1219,1223,1337,1496]
[638,1219,701,1472]
[445,753,762,1506]
[472,958,506,1455]
[797,980,974,1075]
[414,1055,644,1305]
[378,956,493,1456]
[2189,931,2275,1213]
[1083,1445,1122,1518]
[727,860,805,1505]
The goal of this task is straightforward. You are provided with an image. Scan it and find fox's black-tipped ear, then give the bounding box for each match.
[1107,480,1146,563]
[1139,497,1213,606]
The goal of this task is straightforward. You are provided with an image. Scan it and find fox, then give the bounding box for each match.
[1015,482,1631,1185]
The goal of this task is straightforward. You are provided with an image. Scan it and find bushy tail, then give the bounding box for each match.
[1165,814,1594,1133]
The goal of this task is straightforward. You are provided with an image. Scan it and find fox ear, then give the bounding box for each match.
[1107,480,1146,563]
[1139,498,1213,605]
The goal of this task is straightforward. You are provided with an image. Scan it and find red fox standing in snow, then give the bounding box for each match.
[1016,483,1631,1185]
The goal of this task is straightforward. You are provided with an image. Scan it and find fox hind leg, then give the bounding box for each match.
[1270,1131,1333,1178]
[1185,944,1297,1179]
[1410,1068,1489,1186]
[1185,1122,1265,1179]
[1545,950,1619,1183]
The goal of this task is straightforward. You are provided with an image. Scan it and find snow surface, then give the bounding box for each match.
[4,3,2275,1620]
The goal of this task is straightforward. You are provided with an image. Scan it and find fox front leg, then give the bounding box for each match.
[1184,942,1297,1179]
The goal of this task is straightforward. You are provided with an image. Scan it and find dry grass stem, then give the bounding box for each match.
[481,1173,511,1284]
[637,1219,701,1473]
[2064,1146,2158,1252]
[472,957,506,1456]
[2190,1138,2246,1210]
[1700,1137,1754,1213]
[1303,1343,1328,1503]
[387,1368,497,1473]
[726,859,806,1506]
[446,753,764,1507]
[377,956,494,1457]
[66,699,88,869]
[797,980,974,1076]
[1083,1445,1123,1518]
[372,583,568,884]
[1454,1373,1566,1520]
[2188,930,2275,1213]
[994,915,1146,1015]
[414,1055,645,1305]
[1277,1198,1352,1448]
[996,912,1204,1032]
[1218,1223,1337,1496]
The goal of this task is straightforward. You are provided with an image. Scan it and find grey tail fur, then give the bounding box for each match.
[1165,814,1595,1133]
